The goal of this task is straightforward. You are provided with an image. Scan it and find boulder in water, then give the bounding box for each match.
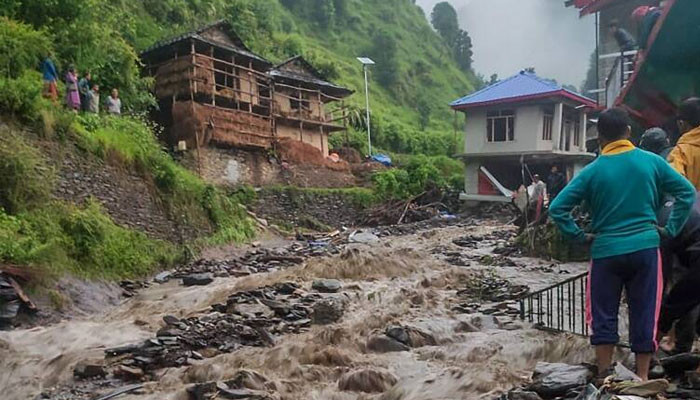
[312,279,342,293]
[338,368,398,393]
[312,297,345,325]
[182,273,214,286]
[366,335,410,353]
[527,362,593,398]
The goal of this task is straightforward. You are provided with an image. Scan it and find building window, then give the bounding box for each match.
[290,91,310,111]
[543,109,553,141]
[486,109,515,142]
[573,118,581,147]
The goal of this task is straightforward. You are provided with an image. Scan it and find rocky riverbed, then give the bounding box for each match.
[1,215,599,400]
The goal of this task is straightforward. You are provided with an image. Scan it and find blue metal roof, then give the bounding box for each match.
[451,70,595,108]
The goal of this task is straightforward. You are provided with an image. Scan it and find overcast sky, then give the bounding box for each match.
[416,0,596,88]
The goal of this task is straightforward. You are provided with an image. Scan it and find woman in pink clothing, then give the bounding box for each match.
[65,66,81,111]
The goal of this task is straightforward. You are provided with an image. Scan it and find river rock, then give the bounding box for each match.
[183,273,214,286]
[385,325,437,347]
[224,369,269,391]
[338,368,398,393]
[366,335,410,353]
[349,231,379,244]
[527,362,593,398]
[114,365,145,380]
[154,271,172,283]
[506,389,543,400]
[312,297,344,324]
[73,362,106,379]
[454,320,480,333]
[312,279,342,293]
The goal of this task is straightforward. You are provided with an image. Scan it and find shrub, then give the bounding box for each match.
[0,71,47,122]
[0,17,52,79]
[0,127,54,214]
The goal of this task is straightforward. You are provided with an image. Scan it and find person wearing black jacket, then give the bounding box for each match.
[546,165,566,201]
[640,131,700,351]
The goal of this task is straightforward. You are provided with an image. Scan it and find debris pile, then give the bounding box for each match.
[0,269,37,327]
[456,271,529,302]
[495,361,700,400]
[102,282,342,375]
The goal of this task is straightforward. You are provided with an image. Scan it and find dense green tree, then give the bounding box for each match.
[417,98,432,131]
[369,30,400,88]
[453,29,473,71]
[313,0,335,28]
[488,74,499,85]
[431,2,459,45]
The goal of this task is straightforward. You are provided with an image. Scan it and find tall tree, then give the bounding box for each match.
[369,29,400,88]
[431,2,459,45]
[453,29,473,71]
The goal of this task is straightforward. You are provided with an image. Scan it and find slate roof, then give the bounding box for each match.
[269,56,353,98]
[450,70,596,110]
[140,20,270,66]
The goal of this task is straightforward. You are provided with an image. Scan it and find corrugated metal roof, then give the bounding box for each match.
[450,71,596,109]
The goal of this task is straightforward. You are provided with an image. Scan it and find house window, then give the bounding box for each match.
[486,110,515,142]
[543,109,553,141]
[290,91,310,111]
[573,118,581,147]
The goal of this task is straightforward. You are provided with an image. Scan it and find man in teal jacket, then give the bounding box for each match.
[550,108,695,381]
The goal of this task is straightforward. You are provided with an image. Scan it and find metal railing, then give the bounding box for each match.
[520,272,589,336]
[603,50,638,107]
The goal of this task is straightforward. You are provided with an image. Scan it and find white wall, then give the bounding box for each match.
[463,103,587,155]
[464,105,543,154]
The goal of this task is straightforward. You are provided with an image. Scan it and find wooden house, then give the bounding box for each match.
[141,21,353,160]
[269,56,353,157]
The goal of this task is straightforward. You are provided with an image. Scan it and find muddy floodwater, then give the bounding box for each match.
[0,219,595,400]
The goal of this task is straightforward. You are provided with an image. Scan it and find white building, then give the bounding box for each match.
[451,71,598,203]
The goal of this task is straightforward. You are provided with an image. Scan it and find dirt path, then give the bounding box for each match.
[0,219,593,400]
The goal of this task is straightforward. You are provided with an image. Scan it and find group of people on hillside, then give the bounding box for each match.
[41,56,121,115]
[548,99,700,383]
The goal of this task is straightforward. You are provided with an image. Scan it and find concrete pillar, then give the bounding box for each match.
[463,113,469,154]
[552,103,564,151]
[464,161,479,195]
[580,112,588,151]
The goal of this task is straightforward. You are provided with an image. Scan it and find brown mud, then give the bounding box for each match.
[0,218,593,400]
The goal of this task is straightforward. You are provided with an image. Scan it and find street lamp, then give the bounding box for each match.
[357,57,375,157]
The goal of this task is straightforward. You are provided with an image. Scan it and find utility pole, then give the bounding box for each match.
[357,57,375,157]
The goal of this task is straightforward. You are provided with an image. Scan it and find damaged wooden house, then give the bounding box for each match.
[140,21,353,185]
[451,70,597,203]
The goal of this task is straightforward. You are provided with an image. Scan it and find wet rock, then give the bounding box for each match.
[366,335,410,353]
[660,353,700,376]
[312,297,345,325]
[385,325,436,347]
[0,300,20,323]
[527,362,593,398]
[73,362,106,379]
[349,230,379,244]
[385,325,410,345]
[163,315,180,325]
[312,279,342,293]
[224,370,269,391]
[114,365,145,381]
[182,273,214,287]
[154,271,172,283]
[505,389,543,400]
[454,320,480,333]
[470,315,501,331]
[338,368,398,393]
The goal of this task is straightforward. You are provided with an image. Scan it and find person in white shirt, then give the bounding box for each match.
[87,84,100,113]
[106,88,122,115]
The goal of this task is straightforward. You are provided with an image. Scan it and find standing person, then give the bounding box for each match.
[639,127,673,160]
[106,88,121,115]
[41,55,58,102]
[632,6,662,50]
[78,72,91,111]
[549,108,695,381]
[668,98,700,189]
[546,165,566,201]
[608,19,637,53]
[86,84,100,113]
[640,129,700,355]
[65,67,81,111]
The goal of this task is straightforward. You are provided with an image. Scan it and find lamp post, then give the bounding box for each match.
[357,57,375,157]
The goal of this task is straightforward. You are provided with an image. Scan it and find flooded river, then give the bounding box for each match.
[0,220,593,400]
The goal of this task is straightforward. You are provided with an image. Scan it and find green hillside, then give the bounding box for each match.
[3,0,477,156]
